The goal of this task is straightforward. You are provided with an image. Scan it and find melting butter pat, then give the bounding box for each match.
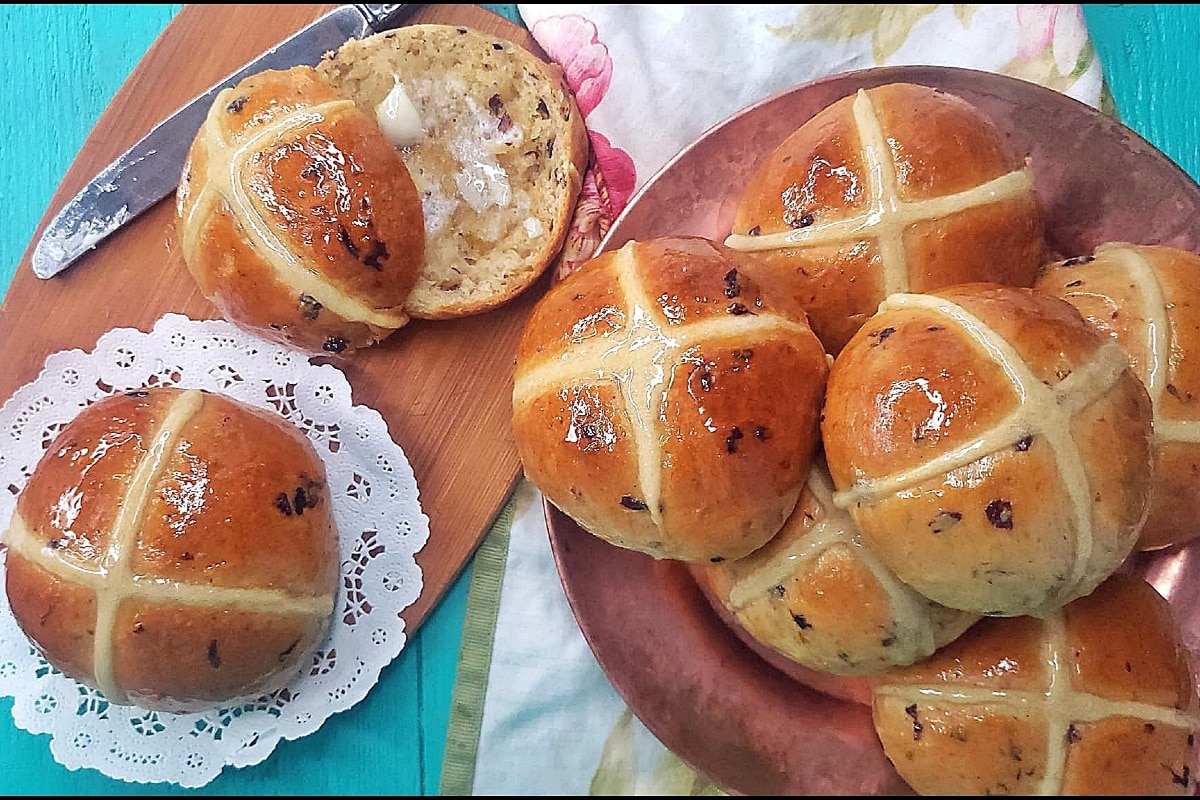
[375,78,425,147]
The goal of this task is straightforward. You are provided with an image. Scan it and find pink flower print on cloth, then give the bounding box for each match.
[531,14,637,279]
[1005,4,1098,94]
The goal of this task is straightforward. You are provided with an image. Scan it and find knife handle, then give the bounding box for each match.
[356,4,416,32]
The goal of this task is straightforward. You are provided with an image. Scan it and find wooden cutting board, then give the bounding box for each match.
[0,4,547,634]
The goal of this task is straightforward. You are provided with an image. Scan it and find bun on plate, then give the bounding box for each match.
[317,23,589,319]
[725,82,1046,356]
[1036,242,1200,552]
[702,458,980,677]
[176,65,426,355]
[870,574,1200,796]
[2,387,340,712]
[512,235,828,563]
[821,283,1154,618]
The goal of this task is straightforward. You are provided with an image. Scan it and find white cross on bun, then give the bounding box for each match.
[726,82,1046,357]
[3,387,339,712]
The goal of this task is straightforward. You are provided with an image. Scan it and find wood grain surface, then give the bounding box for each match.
[0,4,546,636]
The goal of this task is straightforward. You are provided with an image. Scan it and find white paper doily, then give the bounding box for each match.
[0,313,430,788]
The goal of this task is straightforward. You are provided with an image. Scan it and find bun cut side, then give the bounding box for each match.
[176,65,426,354]
[318,23,589,320]
[3,388,340,712]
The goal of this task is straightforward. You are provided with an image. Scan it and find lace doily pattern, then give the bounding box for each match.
[0,314,429,787]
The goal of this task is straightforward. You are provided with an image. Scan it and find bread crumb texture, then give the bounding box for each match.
[318,24,589,319]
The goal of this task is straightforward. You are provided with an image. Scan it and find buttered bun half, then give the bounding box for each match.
[318,23,589,319]
[176,65,426,355]
[871,574,1200,796]
[726,82,1045,356]
[822,283,1154,618]
[1036,242,1200,552]
[513,235,828,564]
[2,388,340,713]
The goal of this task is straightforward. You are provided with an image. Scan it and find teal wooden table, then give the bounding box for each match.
[0,3,1197,795]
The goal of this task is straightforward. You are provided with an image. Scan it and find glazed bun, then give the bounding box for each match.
[703,459,980,676]
[821,283,1154,618]
[176,65,426,355]
[512,235,829,563]
[318,23,589,319]
[725,82,1045,356]
[870,574,1200,796]
[1036,242,1200,551]
[2,388,340,712]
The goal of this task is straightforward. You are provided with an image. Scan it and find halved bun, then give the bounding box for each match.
[318,23,589,319]
[177,65,426,354]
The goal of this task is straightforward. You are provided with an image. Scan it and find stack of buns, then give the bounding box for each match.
[177,23,588,354]
[512,79,1200,796]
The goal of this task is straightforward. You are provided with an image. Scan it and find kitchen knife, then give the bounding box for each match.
[30,3,417,280]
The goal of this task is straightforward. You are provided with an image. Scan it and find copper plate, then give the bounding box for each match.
[545,65,1200,796]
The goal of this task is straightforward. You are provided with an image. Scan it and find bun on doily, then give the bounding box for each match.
[176,65,426,355]
[725,82,1046,356]
[512,235,829,563]
[1036,241,1200,552]
[2,387,339,713]
[821,282,1154,618]
[870,574,1200,796]
[317,23,589,319]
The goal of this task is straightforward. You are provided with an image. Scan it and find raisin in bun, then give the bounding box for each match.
[1036,242,1200,552]
[318,24,589,319]
[2,388,339,712]
[822,283,1154,618]
[871,574,1200,795]
[176,65,426,355]
[512,235,829,563]
[725,82,1045,356]
[703,458,980,677]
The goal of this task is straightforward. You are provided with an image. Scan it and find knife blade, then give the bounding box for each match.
[31,4,418,280]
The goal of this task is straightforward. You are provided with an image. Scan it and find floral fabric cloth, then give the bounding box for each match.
[441,5,1107,795]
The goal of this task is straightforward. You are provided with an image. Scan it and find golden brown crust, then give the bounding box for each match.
[870,575,1200,796]
[513,235,828,563]
[1036,241,1200,551]
[821,283,1153,617]
[726,82,1045,356]
[703,459,979,676]
[176,66,425,354]
[3,387,339,712]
